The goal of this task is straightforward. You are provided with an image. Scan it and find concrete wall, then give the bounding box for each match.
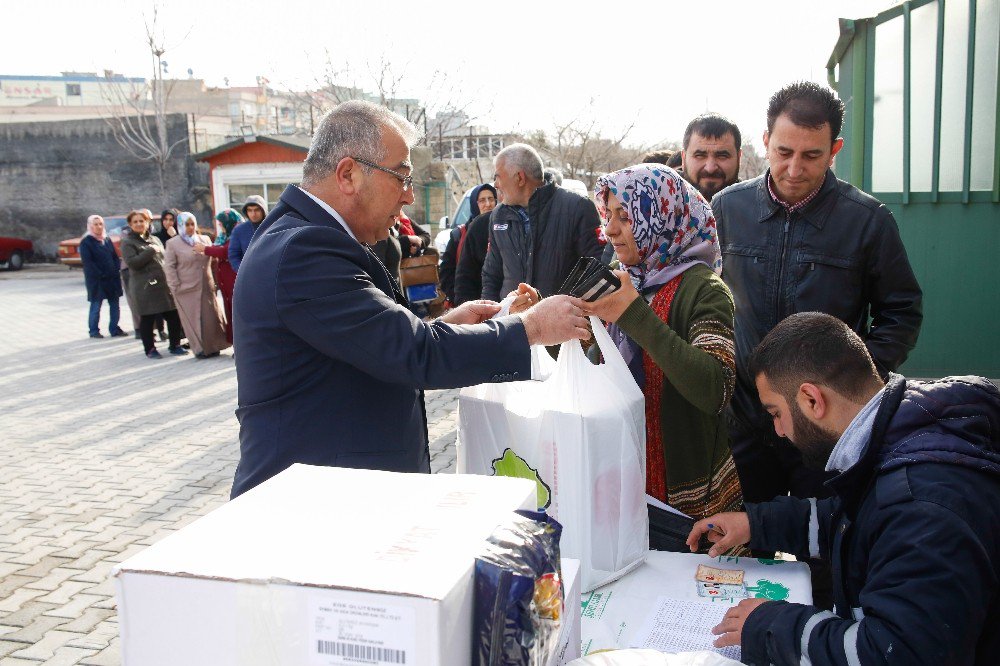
[0,114,209,260]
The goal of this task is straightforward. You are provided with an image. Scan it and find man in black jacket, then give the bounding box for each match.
[687,313,1000,666]
[712,81,923,503]
[480,143,602,300]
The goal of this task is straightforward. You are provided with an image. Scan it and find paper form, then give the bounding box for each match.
[628,596,741,661]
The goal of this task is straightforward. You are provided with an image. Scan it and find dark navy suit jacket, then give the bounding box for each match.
[230,186,530,498]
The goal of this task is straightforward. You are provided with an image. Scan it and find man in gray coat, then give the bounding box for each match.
[481,144,602,300]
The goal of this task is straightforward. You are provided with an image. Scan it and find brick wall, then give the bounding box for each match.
[0,114,209,260]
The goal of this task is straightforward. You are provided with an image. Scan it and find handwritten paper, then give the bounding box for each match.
[696,564,745,586]
[629,596,741,661]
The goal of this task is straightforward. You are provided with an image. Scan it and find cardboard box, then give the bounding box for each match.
[114,464,536,665]
[549,558,582,666]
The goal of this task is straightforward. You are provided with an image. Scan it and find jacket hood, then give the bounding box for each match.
[879,375,1000,479]
[242,195,269,218]
[469,184,497,218]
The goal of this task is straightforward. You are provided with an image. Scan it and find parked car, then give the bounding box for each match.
[58,214,214,267]
[0,236,33,271]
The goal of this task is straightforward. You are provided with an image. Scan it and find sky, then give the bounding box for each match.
[3,0,895,149]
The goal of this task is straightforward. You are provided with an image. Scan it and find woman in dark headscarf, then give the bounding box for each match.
[154,208,180,246]
[445,183,498,305]
[585,164,742,550]
[195,208,241,344]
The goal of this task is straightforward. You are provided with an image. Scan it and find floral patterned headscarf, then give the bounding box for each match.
[594,164,721,292]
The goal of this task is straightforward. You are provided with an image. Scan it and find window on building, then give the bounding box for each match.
[66,83,81,96]
[227,183,297,212]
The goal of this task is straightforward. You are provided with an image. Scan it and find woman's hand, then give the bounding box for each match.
[192,243,207,255]
[582,270,638,323]
[508,283,541,315]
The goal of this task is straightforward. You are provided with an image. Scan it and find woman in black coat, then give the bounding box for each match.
[80,215,127,339]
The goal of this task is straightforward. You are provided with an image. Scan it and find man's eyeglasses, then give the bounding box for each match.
[352,156,414,192]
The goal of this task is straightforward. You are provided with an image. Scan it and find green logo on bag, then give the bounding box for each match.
[491,448,551,510]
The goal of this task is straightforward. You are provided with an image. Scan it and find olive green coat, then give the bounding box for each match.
[119,231,175,316]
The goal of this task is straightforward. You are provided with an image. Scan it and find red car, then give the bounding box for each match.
[0,236,33,271]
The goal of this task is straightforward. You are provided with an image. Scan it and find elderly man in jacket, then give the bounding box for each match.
[712,81,922,504]
[687,312,1000,666]
[230,100,590,499]
[480,143,602,301]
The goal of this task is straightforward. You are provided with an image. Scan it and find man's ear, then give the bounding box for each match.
[797,382,828,419]
[335,157,360,195]
[829,137,845,165]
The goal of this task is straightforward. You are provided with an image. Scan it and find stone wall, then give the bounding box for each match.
[0,114,209,260]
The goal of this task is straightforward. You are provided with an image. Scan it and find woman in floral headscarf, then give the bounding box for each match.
[585,164,742,551]
[195,208,241,344]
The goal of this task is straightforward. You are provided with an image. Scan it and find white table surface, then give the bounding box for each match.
[580,550,813,655]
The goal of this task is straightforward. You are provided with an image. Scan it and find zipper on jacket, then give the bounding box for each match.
[775,212,792,321]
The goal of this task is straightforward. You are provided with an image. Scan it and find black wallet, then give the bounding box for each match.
[556,256,622,302]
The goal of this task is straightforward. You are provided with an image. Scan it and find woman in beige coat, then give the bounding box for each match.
[163,212,230,358]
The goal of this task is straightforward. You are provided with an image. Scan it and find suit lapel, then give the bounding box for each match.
[364,246,408,305]
[277,185,407,305]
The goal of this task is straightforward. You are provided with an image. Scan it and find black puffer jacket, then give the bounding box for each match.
[480,181,602,300]
[742,374,1000,666]
[713,170,923,433]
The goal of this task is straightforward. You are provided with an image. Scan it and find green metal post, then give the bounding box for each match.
[961,0,977,204]
[851,21,869,188]
[864,21,877,193]
[994,21,1000,203]
[903,2,912,204]
[932,0,945,202]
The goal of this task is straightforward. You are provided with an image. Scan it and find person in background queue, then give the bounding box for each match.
[154,208,179,246]
[119,210,185,359]
[79,215,128,339]
[229,100,590,499]
[712,81,923,506]
[228,195,268,273]
[480,143,602,300]
[681,113,742,199]
[196,209,241,345]
[687,312,1000,666]
[164,212,230,359]
[442,183,497,305]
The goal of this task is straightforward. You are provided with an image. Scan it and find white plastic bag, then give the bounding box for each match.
[458,316,648,592]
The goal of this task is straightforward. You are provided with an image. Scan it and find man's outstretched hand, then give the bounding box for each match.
[521,295,591,346]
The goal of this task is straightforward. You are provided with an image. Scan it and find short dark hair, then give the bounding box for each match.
[666,151,684,169]
[640,149,675,166]
[766,81,845,142]
[748,312,882,404]
[683,114,742,152]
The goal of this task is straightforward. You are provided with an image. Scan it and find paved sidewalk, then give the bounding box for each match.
[0,267,461,664]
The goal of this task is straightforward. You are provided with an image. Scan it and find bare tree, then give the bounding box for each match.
[100,5,188,206]
[278,52,489,155]
[739,142,768,181]
[538,105,644,189]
